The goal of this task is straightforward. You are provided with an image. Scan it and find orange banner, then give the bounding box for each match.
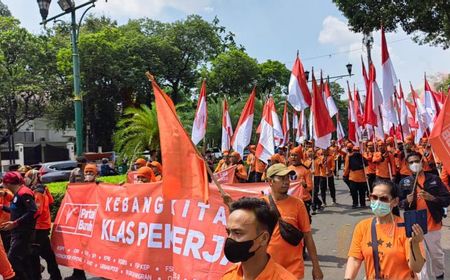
[51,181,303,279]
[213,165,237,184]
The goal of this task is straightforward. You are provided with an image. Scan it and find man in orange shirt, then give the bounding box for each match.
[25,169,62,280]
[264,164,323,280]
[231,152,248,183]
[344,146,368,209]
[221,197,296,280]
[134,158,147,170]
[319,148,336,206]
[399,152,450,280]
[246,145,267,182]
[372,141,396,181]
[362,141,376,196]
[215,151,231,173]
[0,185,13,253]
[288,147,313,223]
[394,142,412,184]
[312,149,324,214]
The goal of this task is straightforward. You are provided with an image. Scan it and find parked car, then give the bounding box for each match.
[39,160,78,184]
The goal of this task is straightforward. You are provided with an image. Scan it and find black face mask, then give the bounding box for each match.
[224,233,262,263]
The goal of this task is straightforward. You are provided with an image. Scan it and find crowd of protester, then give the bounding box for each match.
[0,135,449,280]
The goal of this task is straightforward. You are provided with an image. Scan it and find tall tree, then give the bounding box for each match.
[333,0,450,49]
[0,17,49,156]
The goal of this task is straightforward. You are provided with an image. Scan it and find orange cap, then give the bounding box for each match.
[84,164,98,175]
[137,166,155,182]
[231,151,241,161]
[149,161,162,174]
[135,158,147,166]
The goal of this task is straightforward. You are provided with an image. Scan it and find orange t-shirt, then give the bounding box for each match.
[396,157,412,176]
[288,165,313,201]
[263,196,311,279]
[0,189,13,225]
[234,164,248,183]
[313,157,324,176]
[373,152,395,179]
[348,217,420,280]
[319,156,335,177]
[343,154,366,183]
[34,188,53,230]
[221,256,297,280]
[416,174,442,232]
[363,152,376,174]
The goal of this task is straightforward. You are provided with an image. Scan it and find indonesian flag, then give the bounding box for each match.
[150,74,208,202]
[429,97,450,174]
[382,26,398,103]
[221,99,233,152]
[361,56,369,93]
[324,81,338,117]
[311,72,335,149]
[405,100,418,129]
[364,63,383,126]
[288,55,311,111]
[191,80,207,145]
[296,110,308,144]
[256,98,275,164]
[281,101,290,146]
[231,87,256,155]
[271,100,284,146]
[347,82,358,145]
[398,81,410,135]
[411,83,427,143]
[424,76,439,129]
[292,111,299,132]
[336,112,345,144]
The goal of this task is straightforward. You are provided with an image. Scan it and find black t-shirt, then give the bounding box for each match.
[9,186,37,232]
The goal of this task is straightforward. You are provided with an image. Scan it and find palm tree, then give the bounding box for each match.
[113,104,159,161]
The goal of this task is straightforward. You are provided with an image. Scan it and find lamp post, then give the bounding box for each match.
[37,0,102,156]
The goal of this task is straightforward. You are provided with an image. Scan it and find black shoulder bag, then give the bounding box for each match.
[371,218,382,280]
[268,194,304,246]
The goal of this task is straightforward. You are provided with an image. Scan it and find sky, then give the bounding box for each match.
[4,0,450,98]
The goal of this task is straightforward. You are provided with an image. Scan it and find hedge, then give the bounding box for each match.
[47,174,126,220]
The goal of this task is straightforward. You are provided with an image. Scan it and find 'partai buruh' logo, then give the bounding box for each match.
[54,203,98,237]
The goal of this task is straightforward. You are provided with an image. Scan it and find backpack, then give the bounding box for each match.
[349,153,364,171]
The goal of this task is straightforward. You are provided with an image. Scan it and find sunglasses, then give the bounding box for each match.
[369,194,390,203]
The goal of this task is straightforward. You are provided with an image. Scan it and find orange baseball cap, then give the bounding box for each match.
[135,158,147,166]
[137,166,155,181]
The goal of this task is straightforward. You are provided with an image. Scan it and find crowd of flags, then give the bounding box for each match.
[146,27,450,203]
[189,25,448,159]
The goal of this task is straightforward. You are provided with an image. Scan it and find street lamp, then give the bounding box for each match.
[304,64,353,82]
[37,0,103,156]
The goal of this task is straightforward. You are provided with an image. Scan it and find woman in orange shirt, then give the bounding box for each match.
[345,180,425,280]
[25,169,62,280]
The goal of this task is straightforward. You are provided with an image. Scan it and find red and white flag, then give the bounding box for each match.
[382,26,398,104]
[296,110,308,144]
[311,72,335,149]
[424,76,439,129]
[397,81,410,135]
[347,82,358,145]
[292,111,299,132]
[221,99,233,152]
[281,101,290,146]
[324,81,338,117]
[256,98,275,164]
[288,55,311,111]
[336,112,345,144]
[231,87,256,155]
[191,80,207,145]
[271,100,283,146]
[410,83,427,143]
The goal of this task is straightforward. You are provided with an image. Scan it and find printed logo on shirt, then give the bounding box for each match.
[12,196,18,204]
[54,203,98,237]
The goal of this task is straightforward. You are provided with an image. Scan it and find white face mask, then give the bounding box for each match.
[409,162,422,173]
[84,175,95,182]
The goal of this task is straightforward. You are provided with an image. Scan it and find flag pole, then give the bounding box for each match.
[145,72,232,208]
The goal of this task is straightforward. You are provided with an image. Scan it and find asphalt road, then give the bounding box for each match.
[41,177,450,280]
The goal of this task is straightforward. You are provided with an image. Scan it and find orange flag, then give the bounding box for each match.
[429,97,450,174]
[149,74,209,202]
